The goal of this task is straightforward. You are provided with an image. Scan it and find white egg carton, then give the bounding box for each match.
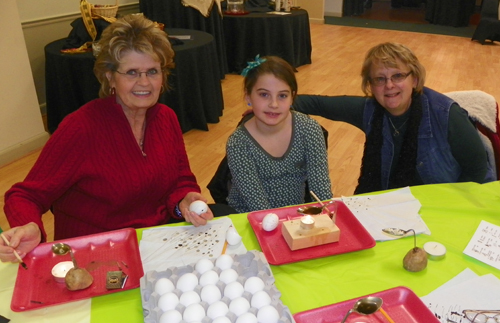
[140,250,295,323]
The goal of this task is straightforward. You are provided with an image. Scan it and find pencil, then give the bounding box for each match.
[221,240,228,255]
[1,233,28,270]
[379,307,395,323]
[309,191,325,207]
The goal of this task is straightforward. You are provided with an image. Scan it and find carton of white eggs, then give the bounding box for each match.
[140,251,294,323]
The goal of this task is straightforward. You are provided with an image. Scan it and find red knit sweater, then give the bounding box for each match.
[4,97,200,240]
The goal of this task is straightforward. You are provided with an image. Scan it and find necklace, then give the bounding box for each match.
[388,117,408,137]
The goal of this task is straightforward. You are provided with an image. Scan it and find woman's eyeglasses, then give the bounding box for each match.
[463,310,500,323]
[369,71,413,87]
[114,68,162,80]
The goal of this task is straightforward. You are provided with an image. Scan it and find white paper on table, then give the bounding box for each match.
[339,187,430,241]
[0,262,91,323]
[139,217,247,273]
[463,220,500,270]
[420,268,500,323]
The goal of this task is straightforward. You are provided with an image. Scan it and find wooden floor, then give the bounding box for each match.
[1,23,499,242]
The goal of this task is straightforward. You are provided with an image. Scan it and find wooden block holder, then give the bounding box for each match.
[281,214,340,251]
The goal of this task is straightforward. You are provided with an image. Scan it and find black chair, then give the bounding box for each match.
[472,0,500,44]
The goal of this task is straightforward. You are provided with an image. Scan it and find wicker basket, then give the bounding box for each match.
[91,0,118,18]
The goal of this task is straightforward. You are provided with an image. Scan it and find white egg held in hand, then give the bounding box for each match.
[154,277,175,296]
[226,226,242,245]
[262,213,279,231]
[189,200,208,215]
[257,305,280,323]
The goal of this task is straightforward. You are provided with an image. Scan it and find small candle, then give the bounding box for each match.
[51,261,74,283]
[423,241,446,260]
[300,215,315,230]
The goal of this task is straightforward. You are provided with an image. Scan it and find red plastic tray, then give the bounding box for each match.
[247,201,376,265]
[293,286,440,323]
[11,228,143,312]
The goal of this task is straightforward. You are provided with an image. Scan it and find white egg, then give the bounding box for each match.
[199,270,219,286]
[207,300,229,319]
[154,277,175,296]
[229,296,251,316]
[183,303,205,323]
[157,292,179,311]
[219,268,239,284]
[159,309,182,323]
[257,305,280,323]
[195,258,214,274]
[179,290,201,307]
[200,284,222,304]
[226,226,242,246]
[235,312,258,323]
[262,213,280,231]
[213,317,232,323]
[244,276,265,294]
[215,254,234,270]
[224,281,244,300]
[176,273,198,292]
[251,290,272,309]
[189,200,208,215]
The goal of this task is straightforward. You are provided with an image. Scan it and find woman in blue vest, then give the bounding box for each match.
[294,42,494,194]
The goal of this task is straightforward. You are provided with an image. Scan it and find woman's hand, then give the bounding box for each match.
[0,222,41,263]
[178,192,214,227]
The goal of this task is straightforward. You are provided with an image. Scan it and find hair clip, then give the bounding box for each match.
[241,55,267,77]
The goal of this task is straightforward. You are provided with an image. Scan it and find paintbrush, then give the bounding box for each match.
[1,233,28,270]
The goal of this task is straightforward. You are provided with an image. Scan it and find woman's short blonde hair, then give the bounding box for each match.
[360,42,426,96]
[93,14,175,98]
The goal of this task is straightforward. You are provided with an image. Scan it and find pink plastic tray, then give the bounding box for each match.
[247,201,376,265]
[293,286,440,323]
[11,228,143,312]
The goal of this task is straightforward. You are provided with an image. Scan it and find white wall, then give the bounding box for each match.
[17,0,137,22]
[324,0,343,17]
[0,0,49,166]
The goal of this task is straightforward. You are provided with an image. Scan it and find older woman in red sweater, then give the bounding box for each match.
[0,14,228,264]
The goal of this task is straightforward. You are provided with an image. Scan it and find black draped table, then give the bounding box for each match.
[222,9,312,74]
[425,0,476,27]
[45,28,223,133]
[139,0,228,78]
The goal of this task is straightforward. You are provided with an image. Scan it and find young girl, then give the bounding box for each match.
[226,55,332,213]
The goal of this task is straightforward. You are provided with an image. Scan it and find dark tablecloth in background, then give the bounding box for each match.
[139,0,228,78]
[425,0,476,27]
[45,29,223,133]
[223,9,312,73]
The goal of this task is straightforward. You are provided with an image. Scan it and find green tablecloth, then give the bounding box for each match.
[87,181,500,321]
